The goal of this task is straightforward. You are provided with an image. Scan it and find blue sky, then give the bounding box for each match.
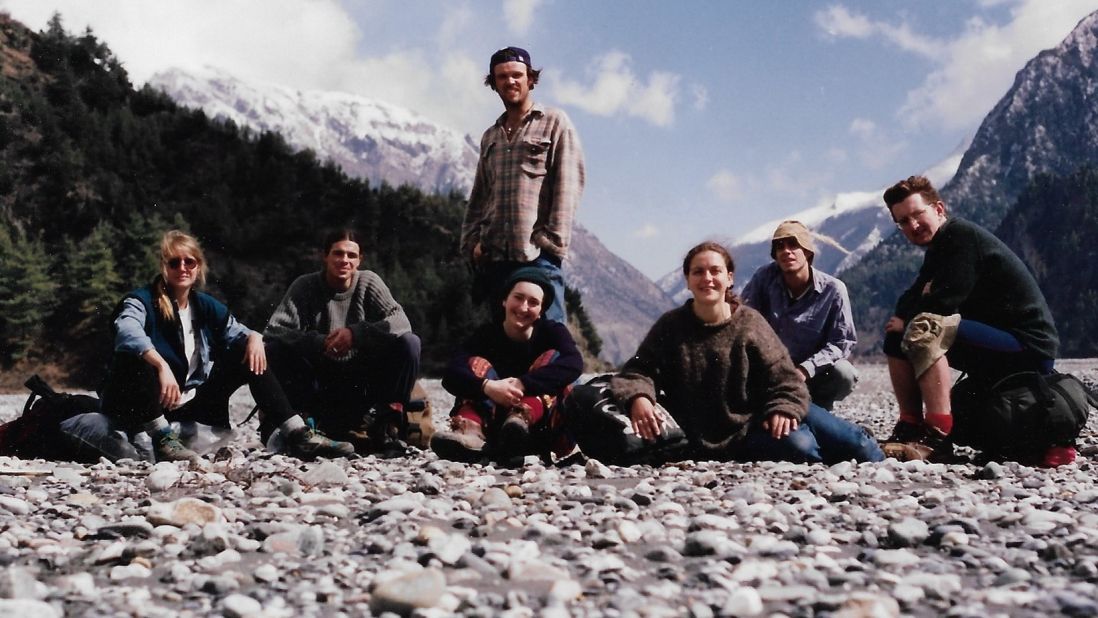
[2,0,1096,278]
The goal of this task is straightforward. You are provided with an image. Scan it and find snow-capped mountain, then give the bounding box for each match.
[149,66,674,364]
[149,67,479,193]
[656,147,965,303]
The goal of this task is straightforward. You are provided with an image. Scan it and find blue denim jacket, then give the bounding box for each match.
[113,283,251,391]
[740,262,857,377]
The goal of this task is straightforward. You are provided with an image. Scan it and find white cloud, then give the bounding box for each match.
[848,117,905,169]
[814,5,873,39]
[816,1,1098,131]
[633,223,660,239]
[438,4,473,48]
[550,51,681,127]
[707,170,744,203]
[691,83,709,111]
[848,117,877,140]
[503,0,544,36]
[815,4,943,59]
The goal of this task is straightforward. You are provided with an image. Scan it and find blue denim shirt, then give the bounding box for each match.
[114,287,251,391]
[741,262,857,377]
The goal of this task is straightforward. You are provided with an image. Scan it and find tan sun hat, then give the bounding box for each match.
[901,312,962,378]
[771,220,817,259]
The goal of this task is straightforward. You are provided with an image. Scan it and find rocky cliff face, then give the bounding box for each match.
[565,224,675,363]
[945,11,1098,226]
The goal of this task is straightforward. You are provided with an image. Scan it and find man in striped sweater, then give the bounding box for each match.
[264,229,421,451]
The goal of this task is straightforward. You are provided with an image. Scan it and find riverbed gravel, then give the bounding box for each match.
[1,362,1096,617]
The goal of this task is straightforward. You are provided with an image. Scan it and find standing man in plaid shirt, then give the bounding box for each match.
[462,46,586,323]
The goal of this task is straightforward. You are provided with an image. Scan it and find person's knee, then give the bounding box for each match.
[784,428,822,464]
[829,359,858,398]
[396,332,422,361]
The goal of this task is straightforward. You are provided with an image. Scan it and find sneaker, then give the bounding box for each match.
[882,426,952,462]
[1041,445,1077,468]
[498,404,534,459]
[286,419,356,460]
[430,417,486,463]
[154,430,200,462]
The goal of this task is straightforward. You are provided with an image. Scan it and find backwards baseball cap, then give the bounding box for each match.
[490,46,532,71]
[501,266,555,312]
[771,220,817,259]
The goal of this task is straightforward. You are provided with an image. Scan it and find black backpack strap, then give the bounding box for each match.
[241,404,261,425]
[21,374,58,416]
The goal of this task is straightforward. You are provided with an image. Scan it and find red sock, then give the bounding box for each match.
[924,412,953,435]
[1042,446,1077,468]
[454,402,485,427]
[517,396,546,425]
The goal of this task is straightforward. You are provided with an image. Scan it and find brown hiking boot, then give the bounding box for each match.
[430,417,487,463]
[882,426,953,462]
[153,430,200,463]
[286,419,356,460]
[498,404,535,460]
[885,420,925,443]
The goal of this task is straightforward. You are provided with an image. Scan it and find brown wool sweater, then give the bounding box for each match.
[610,301,809,456]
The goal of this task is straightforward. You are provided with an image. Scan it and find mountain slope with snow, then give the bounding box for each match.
[150,67,479,193]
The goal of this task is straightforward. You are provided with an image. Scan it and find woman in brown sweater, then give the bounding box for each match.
[610,241,882,463]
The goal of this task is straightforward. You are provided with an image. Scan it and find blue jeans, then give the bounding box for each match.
[474,252,567,323]
[735,404,884,464]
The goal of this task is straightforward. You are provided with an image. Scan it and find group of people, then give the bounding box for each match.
[94,46,1079,468]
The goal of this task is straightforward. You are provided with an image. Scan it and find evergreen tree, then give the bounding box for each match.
[0,228,60,362]
[62,223,125,342]
[115,211,171,285]
[565,286,603,359]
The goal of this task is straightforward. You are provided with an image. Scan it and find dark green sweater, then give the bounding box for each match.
[894,217,1059,359]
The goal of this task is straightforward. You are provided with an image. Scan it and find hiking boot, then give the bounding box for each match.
[498,404,534,459]
[1041,445,1077,468]
[154,430,200,463]
[885,420,925,443]
[431,417,486,463]
[882,426,952,463]
[286,419,356,460]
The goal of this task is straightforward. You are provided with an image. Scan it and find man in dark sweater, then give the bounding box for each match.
[881,175,1067,465]
[264,229,421,451]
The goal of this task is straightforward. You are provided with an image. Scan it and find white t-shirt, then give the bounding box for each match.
[174,304,201,408]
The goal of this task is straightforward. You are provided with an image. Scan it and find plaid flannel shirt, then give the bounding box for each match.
[461,103,585,263]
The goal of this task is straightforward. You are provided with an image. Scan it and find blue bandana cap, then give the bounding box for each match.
[490,46,532,71]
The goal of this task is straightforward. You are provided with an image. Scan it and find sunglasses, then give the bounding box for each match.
[167,257,199,270]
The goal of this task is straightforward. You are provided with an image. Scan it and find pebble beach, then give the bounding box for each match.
[1,362,1097,617]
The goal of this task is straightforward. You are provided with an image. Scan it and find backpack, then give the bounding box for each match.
[950,370,1094,454]
[0,375,101,461]
[560,374,691,465]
